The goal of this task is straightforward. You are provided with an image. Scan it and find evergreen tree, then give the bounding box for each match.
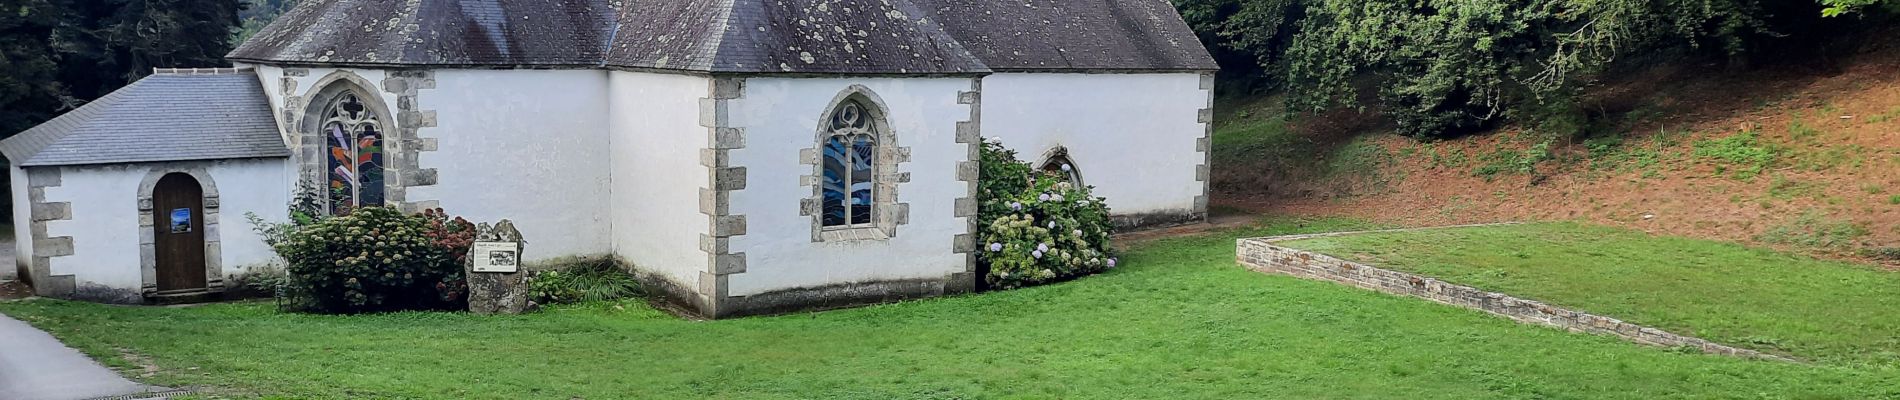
[55,0,242,99]
[0,0,66,136]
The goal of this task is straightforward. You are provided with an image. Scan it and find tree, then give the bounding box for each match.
[0,0,66,136]
[236,0,296,44]
[1290,0,1777,137]
[55,0,242,99]
[1821,0,1898,16]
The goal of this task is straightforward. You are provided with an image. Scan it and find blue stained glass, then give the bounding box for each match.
[850,135,875,224]
[821,136,849,226]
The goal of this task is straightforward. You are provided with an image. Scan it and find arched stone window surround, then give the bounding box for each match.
[800,85,910,242]
[1036,145,1084,186]
[136,165,223,296]
[297,72,394,214]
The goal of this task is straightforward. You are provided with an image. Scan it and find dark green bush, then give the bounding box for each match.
[528,259,642,305]
[975,140,1118,289]
[271,207,475,313]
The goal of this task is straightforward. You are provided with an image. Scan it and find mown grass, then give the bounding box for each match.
[1283,223,1900,367]
[2,218,1898,398]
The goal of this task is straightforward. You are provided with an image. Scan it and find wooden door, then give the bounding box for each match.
[153,173,207,292]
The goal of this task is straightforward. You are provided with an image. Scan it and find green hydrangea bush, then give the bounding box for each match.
[976,140,1118,289]
[269,207,476,313]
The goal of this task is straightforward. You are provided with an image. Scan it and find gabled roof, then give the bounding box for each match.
[910,0,1218,71]
[227,0,615,67]
[227,0,1215,73]
[0,69,290,167]
[603,0,987,74]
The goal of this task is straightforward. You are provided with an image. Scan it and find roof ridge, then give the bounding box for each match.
[152,67,256,75]
[700,0,740,69]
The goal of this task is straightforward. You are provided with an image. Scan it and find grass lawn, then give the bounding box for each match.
[2,218,1897,399]
[1282,222,1900,367]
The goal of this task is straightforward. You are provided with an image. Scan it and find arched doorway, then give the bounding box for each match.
[152,173,207,292]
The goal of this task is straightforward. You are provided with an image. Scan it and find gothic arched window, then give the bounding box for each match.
[821,99,877,227]
[321,91,385,214]
[1039,148,1083,186]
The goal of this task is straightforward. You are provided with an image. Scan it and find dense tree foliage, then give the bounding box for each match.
[1181,0,1892,138]
[0,0,65,136]
[1823,0,1900,16]
[57,0,243,99]
[236,0,294,43]
[0,0,241,136]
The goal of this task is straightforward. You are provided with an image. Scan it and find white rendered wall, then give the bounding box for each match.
[8,166,28,280]
[41,165,139,289]
[405,70,613,260]
[607,71,710,288]
[980,73,1209,216]
[724,77,974,296]
[260,66,615,261]
[39,158,289,291]
[208,158,295,271]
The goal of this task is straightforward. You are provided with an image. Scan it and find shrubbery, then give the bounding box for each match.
[261,206,476,313]
[975,140,1118,289]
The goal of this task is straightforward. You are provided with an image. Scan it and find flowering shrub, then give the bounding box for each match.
[270,207,475,313]
[976,139,1117,289]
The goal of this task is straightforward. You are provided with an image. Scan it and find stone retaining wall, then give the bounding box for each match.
[1237,231,1789,361]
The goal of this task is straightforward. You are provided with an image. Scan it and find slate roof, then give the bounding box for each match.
[0,70,290,167]
[228,0,1215,73]
[909,0,1218,71]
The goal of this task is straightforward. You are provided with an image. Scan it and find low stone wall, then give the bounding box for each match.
[1237,231,1789,361]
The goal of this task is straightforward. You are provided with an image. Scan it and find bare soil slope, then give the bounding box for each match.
[1216,38,1900,265]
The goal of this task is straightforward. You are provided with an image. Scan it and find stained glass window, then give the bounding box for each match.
[821,99,877,227]
[321,91,385,214]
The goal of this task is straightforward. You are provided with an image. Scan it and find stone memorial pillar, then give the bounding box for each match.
[466,219,531,314]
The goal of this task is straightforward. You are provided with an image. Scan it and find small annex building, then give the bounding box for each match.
[2,0,1216,317]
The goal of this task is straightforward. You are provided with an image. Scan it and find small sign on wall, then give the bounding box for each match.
[169,208,192,233]
[471,241,520,273]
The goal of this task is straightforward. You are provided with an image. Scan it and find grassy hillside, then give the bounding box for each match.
[1212,36,1900,266]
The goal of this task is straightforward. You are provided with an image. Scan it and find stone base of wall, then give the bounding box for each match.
[711,276,968,319]
[1236,229,1790,361]
[624,265,714,319]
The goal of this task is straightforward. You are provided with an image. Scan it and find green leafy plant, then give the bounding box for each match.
[1692,130,1779,180]
[270,207,475,313]
[975,140,1118,289]
[1822,0,1899,16]
[529,259,642,304]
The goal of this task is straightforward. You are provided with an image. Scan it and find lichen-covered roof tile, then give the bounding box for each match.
[909,0,1216,71]
[228,0,1213,73]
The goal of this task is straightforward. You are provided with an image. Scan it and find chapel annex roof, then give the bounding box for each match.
[226,0,1216,73]
[0,69,290,167]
